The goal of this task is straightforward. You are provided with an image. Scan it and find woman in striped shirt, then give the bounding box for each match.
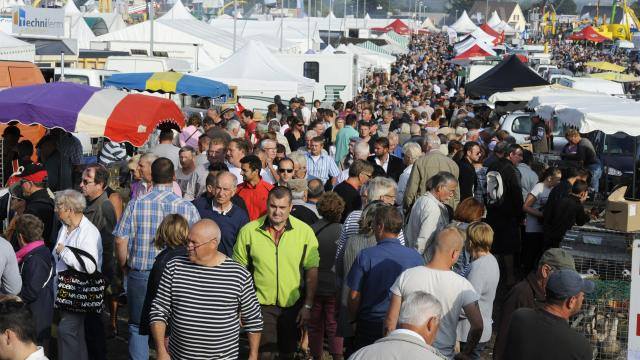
[149,219,263,360]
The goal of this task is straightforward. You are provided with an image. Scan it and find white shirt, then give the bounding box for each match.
[396,164,413,206]
[525,182,551,233]
[260,165,277,184]
[25,347,49,360]
[375,154,390,172]
[335,168,350,186]
[391,267,479,358]
[392,329,426,345]
[225,161,244,185]
[301,106,312,125]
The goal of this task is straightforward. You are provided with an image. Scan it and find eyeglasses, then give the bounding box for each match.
[187,237,216,251]
[278,168,294,173]
[360,172,372,179]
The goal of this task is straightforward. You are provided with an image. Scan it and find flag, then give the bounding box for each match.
[235,102,245,117]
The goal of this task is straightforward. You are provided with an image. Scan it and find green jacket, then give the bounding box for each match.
[233,215,320,308]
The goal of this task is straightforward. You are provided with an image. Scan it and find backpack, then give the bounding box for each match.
[485,170,504,207]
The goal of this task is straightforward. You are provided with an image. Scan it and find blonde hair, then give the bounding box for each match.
[466,222,494,253]
[154,214,189,249]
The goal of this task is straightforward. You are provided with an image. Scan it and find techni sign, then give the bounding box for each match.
[12,7,64,36]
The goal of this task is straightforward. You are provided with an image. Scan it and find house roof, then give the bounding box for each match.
[469,1,518,23]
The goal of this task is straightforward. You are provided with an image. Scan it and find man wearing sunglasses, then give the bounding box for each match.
[276,158,295,187]
[14,163,55,247]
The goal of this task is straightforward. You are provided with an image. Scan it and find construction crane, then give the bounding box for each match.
[541,4,557,37]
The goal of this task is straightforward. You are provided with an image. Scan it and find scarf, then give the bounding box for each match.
[16,241,45,264]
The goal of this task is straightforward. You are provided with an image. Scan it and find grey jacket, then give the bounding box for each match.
[84,192,116,281]
[0,237,21,295]
[405,192,450,261]
[403,150,460,211]
[348,331,446,360]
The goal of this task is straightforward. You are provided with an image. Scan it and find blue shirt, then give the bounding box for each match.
[346,238,424,322]
[306,152,340,184]
[193,196,249,257]
[113,184,200,271]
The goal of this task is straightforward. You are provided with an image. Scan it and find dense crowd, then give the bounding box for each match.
[0,32,603,360]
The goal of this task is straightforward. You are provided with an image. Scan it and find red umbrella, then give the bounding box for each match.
[568,26,611,43]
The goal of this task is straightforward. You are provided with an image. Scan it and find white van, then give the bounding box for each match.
[54,68,117,87]
[104,56,192,73]
[558,76,625,96]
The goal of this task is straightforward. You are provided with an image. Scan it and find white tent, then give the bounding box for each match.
[193,40,316,94]
[450,10,478,34]
[159,0,196,20]
[209,18,321,51]
[0,0,24,11]
[529,92,640,136]
[492,20,516,35]
[421,17,439,31]
[469,27,496,44]
[64,0,96,49]
[325,11,338,21]
[487,11,501,27]
[488,85,573,105]
[321,44,335,53]
[0,30,35,62]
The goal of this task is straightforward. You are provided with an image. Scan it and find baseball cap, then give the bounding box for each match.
[2,125,22,138]
[15,163,47,183]
[539,248,576,271]
[546,269,595,299]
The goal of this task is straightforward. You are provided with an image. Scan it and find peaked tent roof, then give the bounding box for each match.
[480,23,501,38]
[325,11,338,20]
[193,40,315,94]
[370,19,411,35]
[568,26,611,43]
[469,1,517,24]
[469,27,496,44]
[421,17,439,31]
[487,11,501,27]
[450,10,478,34]
[159,0,197,20]
[64,0,82,15]
[0,30,35,62]
[454,43,496,59]
[63,0,96,49]
[466,55,549,97]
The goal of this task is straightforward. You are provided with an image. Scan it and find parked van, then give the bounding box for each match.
[558,76,625,96]
[54,68,117,87]
[104,56,192,73]
[499,111,568,152]
[0,61,45,88]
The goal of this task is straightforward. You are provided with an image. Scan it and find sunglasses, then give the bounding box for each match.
[278,168,294,173]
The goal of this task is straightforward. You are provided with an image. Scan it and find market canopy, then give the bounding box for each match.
[370,19,411,36]
[104,72,232,101]
[585,61,626,73]
[454,42,496,59]
[450,11,479,34]
[568,26,612,43]
[480,23,501,38]
[487,11,501,27]
[466,55,549,97]
[587,71,640,82]
[0,82,185,146]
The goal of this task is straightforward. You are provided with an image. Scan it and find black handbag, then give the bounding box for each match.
[55,246,105,313]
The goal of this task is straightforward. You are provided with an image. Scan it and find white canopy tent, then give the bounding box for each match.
[193,40,316,95]
[209,18,321,51]
[0,30,35,62]
[488,85,571,105]
[450,10,479,34]
[469,27,496,44]
[528,91,629,122]
[64,0,96,49]
[159,0,196,20]
[84,11,127,33]
[487,11,501,27]
[421,18,439,32]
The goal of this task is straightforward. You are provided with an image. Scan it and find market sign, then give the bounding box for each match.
[12,7,64,37]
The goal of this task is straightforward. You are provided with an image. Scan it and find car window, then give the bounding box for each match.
[54,74,89,85]
[511,116,531,134]
[604,135,635,155]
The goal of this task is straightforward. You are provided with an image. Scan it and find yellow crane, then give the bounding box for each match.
[217,0,245,16]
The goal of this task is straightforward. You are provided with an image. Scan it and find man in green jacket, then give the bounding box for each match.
[335,114,359,166]
[234,186,320,360]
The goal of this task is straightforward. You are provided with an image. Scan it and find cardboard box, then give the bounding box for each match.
[605,186,640,232]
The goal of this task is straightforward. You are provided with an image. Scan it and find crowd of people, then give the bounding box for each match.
[0,31,604,360]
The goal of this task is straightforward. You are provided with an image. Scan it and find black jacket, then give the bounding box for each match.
[24,189,55,249]
[457,157,477,201]
[139,246,188,336]
[84,192,117,283]
[19,245,54,343]
[561,138,599,166]
[543,180,572,234]
[368,154,406,182]
[544,194,590,244]
[285,130,305,152]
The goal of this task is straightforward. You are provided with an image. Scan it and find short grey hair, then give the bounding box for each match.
[426,134,441,150]
[288,151,307,168]
[55,189,87,213]
[368,177,397,201]
[388,132,399,143]
[179,146,196,156]
[256,123,269,135]
[354,141,370,160]
[427,171,458,191]
[398,291,443,326]
[260,139,276,150]
[305,130,318,140]
[402,142,422,164]
[226,119,241,132]
[140,152,158,164]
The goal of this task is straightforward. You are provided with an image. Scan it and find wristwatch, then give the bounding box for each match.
[304,304,313,310]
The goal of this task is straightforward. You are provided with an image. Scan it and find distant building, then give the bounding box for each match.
[468,1,526,31]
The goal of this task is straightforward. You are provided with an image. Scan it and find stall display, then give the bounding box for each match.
[562,222,635,359]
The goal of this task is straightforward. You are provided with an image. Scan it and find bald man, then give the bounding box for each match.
[385,227,484,359]
[149,219,263,360]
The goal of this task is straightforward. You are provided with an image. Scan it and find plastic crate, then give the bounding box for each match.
[561,226,633,360]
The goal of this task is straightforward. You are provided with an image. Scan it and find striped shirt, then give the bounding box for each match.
[306,152,340,184]
[149,256,263,359]
[113,185,200,271]
[98,141,127,166]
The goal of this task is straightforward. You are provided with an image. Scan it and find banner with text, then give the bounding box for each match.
[12,7,64,36]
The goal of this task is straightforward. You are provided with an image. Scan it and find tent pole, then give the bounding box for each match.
[634,135,638,198]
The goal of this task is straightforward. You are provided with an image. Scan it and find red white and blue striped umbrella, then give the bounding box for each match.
[0,82,185,146]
